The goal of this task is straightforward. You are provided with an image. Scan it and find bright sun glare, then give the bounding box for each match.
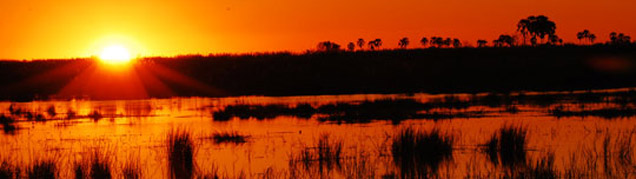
[99,45,132,64]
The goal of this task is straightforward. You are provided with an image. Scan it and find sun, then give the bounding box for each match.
[99,45,132,64]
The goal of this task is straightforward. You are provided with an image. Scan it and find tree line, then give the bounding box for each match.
[316,15,633,52]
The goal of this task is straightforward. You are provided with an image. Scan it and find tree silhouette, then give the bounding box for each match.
[517,19,531,45]
[356,38,365,50]
[493,35,515,47]
[576,30,590,44]
[589,34,597,44]
[443,38,452,47]
[398,37,410,49]
[609,32,632,45]
[430,37,441,48]
[367,39,382,50]
[420,37,429,48]
[518,15,556,45]
[317,41,341,52]
[347,42,355,51]
[576,30,597,45]
[452,38,462,48]
[477,40,488,47]
[548,35,563,45]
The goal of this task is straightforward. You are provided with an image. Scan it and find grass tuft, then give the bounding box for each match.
[484,125,528,168]
[167,129,195,179]
[27,160,57,179]
[391,128,454,178]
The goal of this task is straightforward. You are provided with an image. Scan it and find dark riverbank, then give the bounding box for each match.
[1,45,636,101]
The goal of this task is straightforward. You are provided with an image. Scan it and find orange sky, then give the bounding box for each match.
[0,0,635,59]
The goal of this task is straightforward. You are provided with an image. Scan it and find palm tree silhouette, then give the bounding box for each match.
[356,38,365,50]
[610,32,632,45]
[577,30,590,44]
[367,39,382,50]
[398,37,410,49]
[588,34,596,44]
[518,15,556,45]
[420,37,429,48]
[347,42,355,51]
[576,30,597,45]
[517,19,531,45]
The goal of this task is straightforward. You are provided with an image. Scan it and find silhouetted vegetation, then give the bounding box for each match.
[549,106,636,119]
[89,153,112,179]
[121,159,142,179]
[212,104,315,121]
[211,98,485,123]
[493,35,515,47]
[27,160,57,179]
[517,15,557,46]
[0,115,18,134]
[419,37,428,48]
[209,131,248,144]
[367,39,382,50]
[167,129,195,179]
[484,125,528,168]
[0,160,19,179]
[504,153,559,179]
[609,32,632,46]
[577,29,597,45]
[477,39,488,47]
[1,45,636,101]
[0,15,635,101]
[316,41,341,52]
[289,134,343,174]
[398,37,409,49]
[356,38,365,50]
[391,128,454,178]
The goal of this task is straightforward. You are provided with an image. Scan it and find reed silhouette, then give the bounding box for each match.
[504,153,559,179]
[484,125,528,168]
[27,160,57,179]
[391,128,453,178]
[166,129,195,179]
[289,134,343,176]
[0,161,18,179]
[88,154,111,179]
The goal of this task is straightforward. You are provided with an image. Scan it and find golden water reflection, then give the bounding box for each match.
[1,90,636,178]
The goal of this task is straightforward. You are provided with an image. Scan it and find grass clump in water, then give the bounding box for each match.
[391,128,454,178]
[484,125,528,168]
[27,160,57,179]
[167,129,195,179]
[211,131,248,144]
[290,134,343,173]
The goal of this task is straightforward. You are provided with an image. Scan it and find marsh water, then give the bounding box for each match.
[1,88,636,178]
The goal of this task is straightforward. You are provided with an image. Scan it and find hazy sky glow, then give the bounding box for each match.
[1,0,635,59]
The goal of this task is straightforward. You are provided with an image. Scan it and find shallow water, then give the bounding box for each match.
[1,89,636,178]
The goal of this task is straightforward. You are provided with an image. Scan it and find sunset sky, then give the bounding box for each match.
[0,0,635,59]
